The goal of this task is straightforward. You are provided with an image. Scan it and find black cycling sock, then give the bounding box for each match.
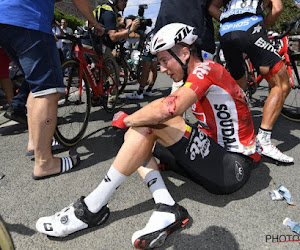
[146,85,153,91]
[137,86,144,95]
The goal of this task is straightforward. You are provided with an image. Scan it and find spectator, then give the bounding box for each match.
[0,0,104,179]
[36,23,261,249]
[126,29,158,99]
[52,19,64,64]
[0,47,14,110]
[209,0,293,163]
[61,19,73,60]
[92,0,140,107]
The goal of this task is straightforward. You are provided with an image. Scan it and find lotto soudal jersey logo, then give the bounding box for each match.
[214,104,238,150]
[174,26,193,44]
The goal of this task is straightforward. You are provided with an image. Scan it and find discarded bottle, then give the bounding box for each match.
[278,185,295,206]
[283,218,300,235]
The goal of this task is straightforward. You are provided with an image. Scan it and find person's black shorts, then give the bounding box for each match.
[153,122,253,195]
[220,20,281,80]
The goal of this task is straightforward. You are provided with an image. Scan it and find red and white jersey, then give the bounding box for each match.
[184,60,257,156]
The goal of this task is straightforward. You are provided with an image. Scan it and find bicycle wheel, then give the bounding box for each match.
[116,57,128,94]
[281,55,300,122]
[55,59,91,147]
[102,54,119,113]
[0,218,14,250]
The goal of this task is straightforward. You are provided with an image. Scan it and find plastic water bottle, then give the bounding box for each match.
[283,218,300,235]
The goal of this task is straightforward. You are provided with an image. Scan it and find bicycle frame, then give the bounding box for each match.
[67,42,118,101]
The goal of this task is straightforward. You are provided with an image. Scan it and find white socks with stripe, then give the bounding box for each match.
[84,166,126,213]
[144,170,175,206]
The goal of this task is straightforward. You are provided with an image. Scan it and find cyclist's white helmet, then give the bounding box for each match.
[151,23,198,55]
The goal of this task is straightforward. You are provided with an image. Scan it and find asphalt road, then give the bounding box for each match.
[0,72,300,250]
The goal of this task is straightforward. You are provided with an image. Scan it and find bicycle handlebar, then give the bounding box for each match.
[272,16,300,39]
[57,28,103,55]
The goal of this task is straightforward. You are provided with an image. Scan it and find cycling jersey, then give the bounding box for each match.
[220,0,265,23]
[183,60,260,159]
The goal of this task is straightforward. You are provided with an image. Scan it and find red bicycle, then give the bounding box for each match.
[55,30,119,147]
[215,17,300,122]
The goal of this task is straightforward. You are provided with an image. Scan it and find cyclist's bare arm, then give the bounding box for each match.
[72,0,104,36]
[263,0,283,29]
[208,0,223,22]
[108,19,140,43]
[123,87,198,127]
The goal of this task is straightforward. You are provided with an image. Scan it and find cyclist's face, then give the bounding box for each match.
[157,50,184,82]
[118,0,127,11]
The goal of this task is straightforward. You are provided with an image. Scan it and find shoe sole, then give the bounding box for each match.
[133,217,189,249]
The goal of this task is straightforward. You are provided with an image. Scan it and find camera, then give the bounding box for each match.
[125,4,152,34]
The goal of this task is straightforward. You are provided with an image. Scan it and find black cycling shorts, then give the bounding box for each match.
[220,21,281,80]
[153,122,253,195]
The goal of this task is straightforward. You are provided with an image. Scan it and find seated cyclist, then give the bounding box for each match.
[36,23,261,249]
[209,0,293,163]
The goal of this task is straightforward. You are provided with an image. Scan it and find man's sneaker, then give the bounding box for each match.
[4,105,27,124]
[132,203,189,249]
[143,89,153,97]
[36,196,110,237]
[126,91,144,100]
[261,144,294,163]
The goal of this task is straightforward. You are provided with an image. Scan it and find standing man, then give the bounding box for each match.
[209,0,294,163]
[60,19,73,61]
[36,23,261,249]
[0,0,104,179]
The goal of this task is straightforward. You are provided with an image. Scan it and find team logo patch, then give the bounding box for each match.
[187,127,211,160]
[235,161,244,181]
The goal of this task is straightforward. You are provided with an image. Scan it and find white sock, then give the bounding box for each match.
[257,127,272,146]
[84,166,126,213]
[144,170,175,206]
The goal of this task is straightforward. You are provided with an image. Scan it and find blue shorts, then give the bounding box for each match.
[0,24,64,97]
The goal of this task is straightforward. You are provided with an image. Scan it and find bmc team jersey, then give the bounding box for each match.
[220,0,264,23]
[184,60,257,157]
[0,0,55,34]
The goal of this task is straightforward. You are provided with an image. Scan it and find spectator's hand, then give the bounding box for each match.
[112,111,129,129]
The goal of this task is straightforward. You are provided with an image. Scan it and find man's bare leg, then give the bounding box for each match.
[256,65,293,162]
[27,92,78,177]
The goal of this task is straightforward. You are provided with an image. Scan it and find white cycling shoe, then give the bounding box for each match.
[36,197,109,237]
[261,144,294,163]
[126,91,144,100]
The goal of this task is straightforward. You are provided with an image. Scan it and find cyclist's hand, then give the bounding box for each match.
[112,111,129,129]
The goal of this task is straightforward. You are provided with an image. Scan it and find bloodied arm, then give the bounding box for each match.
[123,86,198,127]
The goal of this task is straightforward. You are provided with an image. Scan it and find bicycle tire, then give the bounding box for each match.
[0,218,14,250]
[102,54,119,113]
[281,55,300,122]
[116,57,128,94]
[54,59,91,147]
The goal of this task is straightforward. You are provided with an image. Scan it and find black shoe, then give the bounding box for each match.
[132,203,190,249]
[4,105,27,124]
[36,196,110,237]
